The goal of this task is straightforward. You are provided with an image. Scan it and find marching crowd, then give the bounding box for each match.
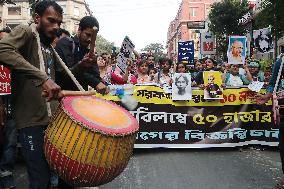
[0,1,280,189]
[91,52,272,88]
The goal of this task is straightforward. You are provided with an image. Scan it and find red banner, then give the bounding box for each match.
[0,65,11,95]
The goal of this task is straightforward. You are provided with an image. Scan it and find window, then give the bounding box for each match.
[190,7,197,17]
[8,7,21,15]
[74,7,79,17]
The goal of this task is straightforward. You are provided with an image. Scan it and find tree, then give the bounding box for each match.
[95,35,115,54]
[208,0,250,58]
[141,43,165,59]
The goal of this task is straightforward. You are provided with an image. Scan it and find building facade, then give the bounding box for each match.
[0,0,92,34]
[167,0,259,60]
[167,0,218,59]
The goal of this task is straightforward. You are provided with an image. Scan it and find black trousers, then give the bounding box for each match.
[18,125,50,189]
[58,178,74,189]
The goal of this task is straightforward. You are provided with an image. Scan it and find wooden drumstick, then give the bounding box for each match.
[42,90,96,99]
[89,26,99,56]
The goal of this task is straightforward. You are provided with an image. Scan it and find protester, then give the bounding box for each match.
[101,52,111,66]
[176,62,187,73]
[147,54,155,69]
[223,64,252,87]
[155,57,173,87]
[136,60,150,84]
[247,59,265,82]
[195,58,216,85]
[55,16,109,94]
[123,58,138,84]
[0,1,63,188]
[97,55,111,85]
[148,68,157,83]
[221,62,230,73]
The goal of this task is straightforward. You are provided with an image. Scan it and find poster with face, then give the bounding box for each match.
[203,71,223,100]
[117,36,135,73]
[172,73,192,101]
[253,27,273,54]
[227,36,247,65]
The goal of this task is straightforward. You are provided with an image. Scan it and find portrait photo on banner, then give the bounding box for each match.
[172,73,192,101]
[203,71,223,100]
[227,36,247,65]
[253,27,273,54]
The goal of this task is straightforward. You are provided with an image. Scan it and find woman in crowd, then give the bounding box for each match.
[123,58,138,84]
[97,55,111,85]
[176,62,187,73]
[155,57,173,87]
[195,58,217,85]
[148,68,157,83]
[223,64,252,87]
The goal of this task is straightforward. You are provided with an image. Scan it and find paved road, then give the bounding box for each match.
[14,147,283,189]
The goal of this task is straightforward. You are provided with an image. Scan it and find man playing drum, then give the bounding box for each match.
[0,1,64,188]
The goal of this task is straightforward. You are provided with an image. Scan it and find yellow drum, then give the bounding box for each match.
[44,96,139,187]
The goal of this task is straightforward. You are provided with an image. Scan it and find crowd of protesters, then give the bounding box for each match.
[0,1,278,189]
[88,51,272,89]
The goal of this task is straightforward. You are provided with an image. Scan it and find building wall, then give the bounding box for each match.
[0,0,92,35]
[167,0,259,59]
[167,0,218,59]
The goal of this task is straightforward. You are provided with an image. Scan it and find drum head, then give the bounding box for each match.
[61,96,139,135]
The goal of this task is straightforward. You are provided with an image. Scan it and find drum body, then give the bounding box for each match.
[44,96,139,187]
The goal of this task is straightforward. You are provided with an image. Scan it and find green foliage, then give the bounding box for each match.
[259,59,273,71]
[208,0,250,58]
[254,0,284,39]
[95,35,115,55]
[141,43,165,59]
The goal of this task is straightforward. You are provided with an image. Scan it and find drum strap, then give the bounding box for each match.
[31,24,85,116]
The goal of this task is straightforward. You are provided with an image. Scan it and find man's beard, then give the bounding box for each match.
[39,27,53,46]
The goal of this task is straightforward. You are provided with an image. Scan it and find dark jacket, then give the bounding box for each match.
[55,36,102,90]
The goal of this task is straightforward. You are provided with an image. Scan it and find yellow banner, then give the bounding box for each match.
[96,85,271,106]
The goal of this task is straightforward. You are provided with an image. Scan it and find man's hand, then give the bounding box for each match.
[96,82,109,95]
[78,53,96,68]
[42,78,61,102]
[255,93,272,105]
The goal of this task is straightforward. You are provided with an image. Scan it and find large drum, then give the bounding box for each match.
[44,96,139,187]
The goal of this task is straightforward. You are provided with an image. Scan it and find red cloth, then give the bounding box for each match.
[110,72,127,85]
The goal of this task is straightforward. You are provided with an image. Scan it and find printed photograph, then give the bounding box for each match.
[172,73,192,100]
[227,36,247,65]
[203,71,223,100]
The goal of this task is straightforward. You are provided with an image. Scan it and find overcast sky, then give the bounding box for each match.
[85,0,181,51]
